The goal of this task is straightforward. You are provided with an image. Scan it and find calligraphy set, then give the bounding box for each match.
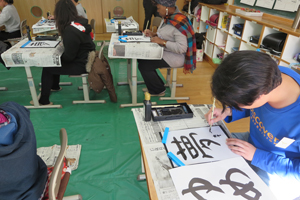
[151,103,193,121]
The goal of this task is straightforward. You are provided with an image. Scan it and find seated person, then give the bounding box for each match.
[72,0,87,19]
[37,0,95,105]
[0,101,47,199]
[0,0,20,41]
[138,0,196,96]
[48,0,87,20]
[205,51,300,200]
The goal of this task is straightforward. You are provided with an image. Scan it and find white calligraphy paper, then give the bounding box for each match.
[241,0,256,6]
[169,157,277,200]
[163,126,239,166]
[255,0,275,9]
[274,0,298,12]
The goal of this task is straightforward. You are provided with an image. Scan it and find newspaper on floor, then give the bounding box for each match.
[132,104,232,200]
[1,38,64,67]
[37,144,82,171]
[108,33,163,60]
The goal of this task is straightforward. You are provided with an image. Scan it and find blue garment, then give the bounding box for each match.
[0,112,17,146]
[225,66,300,180]
[0,101,47,200]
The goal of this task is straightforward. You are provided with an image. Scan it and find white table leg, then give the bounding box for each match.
[117,59,144,86]
[24,66,62,109]
[120,59,156,108]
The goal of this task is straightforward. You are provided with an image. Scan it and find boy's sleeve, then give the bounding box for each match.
[224,109,250,123]
[252,149,300,180]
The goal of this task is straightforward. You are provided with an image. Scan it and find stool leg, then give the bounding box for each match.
[72,75,106,104]
[160,68,189,101]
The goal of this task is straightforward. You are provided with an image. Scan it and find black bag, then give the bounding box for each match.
[232,24,244,36]
[262,33,287,52]
[249,35,260,44]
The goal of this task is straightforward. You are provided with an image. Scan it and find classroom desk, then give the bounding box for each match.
[1,38,64,109]
[108,33,163,108]
[132,105,231,200]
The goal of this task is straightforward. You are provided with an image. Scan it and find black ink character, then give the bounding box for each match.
[171,137,186,160]
[189,133,213,159]
[213,134,221,138]
[199,139,220,150]
[219,168,262,200]
[181,136,199,159]
[182,178,224,200]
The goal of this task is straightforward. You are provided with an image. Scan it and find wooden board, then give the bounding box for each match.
[14,0,56,29]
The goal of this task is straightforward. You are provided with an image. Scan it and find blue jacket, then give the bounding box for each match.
[0,102,47,200]
[225,66,300,180]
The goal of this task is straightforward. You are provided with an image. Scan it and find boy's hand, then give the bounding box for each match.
[205,107,231,125]
[226,138,256,161]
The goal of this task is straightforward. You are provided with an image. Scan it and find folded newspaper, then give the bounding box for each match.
[37,144,82,171]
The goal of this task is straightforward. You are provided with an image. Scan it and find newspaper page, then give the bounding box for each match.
[32,19,57,34]
[132,104,232,200]
[1,38,63,67]
[105,16,139,32]
[37,144,82,171]
[108,33,163,60]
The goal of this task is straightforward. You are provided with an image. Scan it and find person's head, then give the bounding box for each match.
[0,0,13,7]
[71,0,78,4]
[154,0,176,18]
[211,51,282,112]
[54,0,78,35]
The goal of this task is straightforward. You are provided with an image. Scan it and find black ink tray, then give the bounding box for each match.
[151,103,193,121]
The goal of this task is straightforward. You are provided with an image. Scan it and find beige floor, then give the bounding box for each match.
[95,33,250,133]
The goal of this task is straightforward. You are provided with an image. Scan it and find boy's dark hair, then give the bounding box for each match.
[54,0,78,35]
[211,51,282,112]
[4,0,14,4]
[74,0,79,3]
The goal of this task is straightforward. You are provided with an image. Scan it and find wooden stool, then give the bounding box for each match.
[159,68,189,101]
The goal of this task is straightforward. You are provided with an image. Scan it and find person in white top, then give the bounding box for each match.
[0,0,20,41]
[73,0,87,19]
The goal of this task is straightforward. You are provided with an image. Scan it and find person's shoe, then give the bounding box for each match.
[142,88,148,92]
[30,100,53,106]
[148,90,166,97]
[39,87,62,92]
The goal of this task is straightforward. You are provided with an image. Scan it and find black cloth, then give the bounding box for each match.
[0,30,21,41]
[39,17,95,104]
[138,59,170,94]
[143,0,160,30]
[0,101,47,200]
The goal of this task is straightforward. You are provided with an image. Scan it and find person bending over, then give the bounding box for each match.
[0,101,47,200]
[138,0,196,96]
[38,0,95,105]
[205,51,300,200]
[0,0,20,41]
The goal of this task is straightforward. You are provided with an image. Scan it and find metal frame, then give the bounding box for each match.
[159,68,190,101]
